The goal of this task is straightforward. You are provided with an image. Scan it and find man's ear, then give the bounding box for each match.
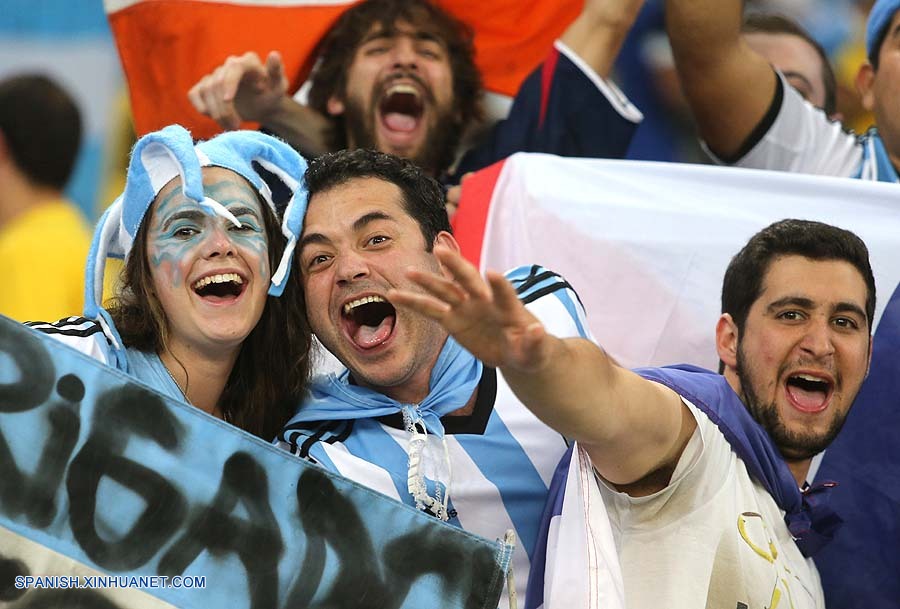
[326,95,345,117]
[856,62,877,112]
[433,230,461,279]
[715,313,739,370]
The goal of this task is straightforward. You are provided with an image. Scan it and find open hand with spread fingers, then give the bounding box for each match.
[188,51,288,130]
[387,245,553,372]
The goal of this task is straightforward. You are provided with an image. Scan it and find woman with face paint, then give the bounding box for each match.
[29,125,312,440]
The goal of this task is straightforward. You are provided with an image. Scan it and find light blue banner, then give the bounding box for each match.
[0,315,510,609]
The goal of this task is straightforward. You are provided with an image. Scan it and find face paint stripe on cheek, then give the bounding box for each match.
[149,241,192,289]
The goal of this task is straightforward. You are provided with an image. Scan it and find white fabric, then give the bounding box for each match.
[708,73,863,177]
[540,445,625,609]
[598,399,825,609]
[475,153,900,371]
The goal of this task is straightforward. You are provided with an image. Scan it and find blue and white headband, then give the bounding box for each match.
[84,124,308,366]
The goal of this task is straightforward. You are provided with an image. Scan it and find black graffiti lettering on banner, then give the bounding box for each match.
[0,319,54,412]
[0,322,83,527]
[384,526,502,609]
[67,384,187,571]
[159,452,283,609]
[10,588,125,609]
[0,553,28,602]
[286,468,390,608]
[0,405,80,528]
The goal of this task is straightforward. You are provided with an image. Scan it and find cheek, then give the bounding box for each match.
[148,243,191,289]
[303,280,331,327]
[234,233,270,281]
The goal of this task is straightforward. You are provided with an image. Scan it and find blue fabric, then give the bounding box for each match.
[523,445,572,609]
[0,315,510,609]
[293,337,482,438]
[867,0,900,58]
[452,50,637,181]
[856,128,900,183]
[634,365,842,557]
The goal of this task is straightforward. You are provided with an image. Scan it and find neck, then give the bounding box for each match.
[0,169,60,229]
[159,344,240,418]
[786,458,812,487]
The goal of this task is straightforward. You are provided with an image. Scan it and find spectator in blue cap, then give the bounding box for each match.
[27,125,314,440]
[666,0,900,184]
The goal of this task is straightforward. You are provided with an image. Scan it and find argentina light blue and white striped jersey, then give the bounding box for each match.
[278,265,592,607]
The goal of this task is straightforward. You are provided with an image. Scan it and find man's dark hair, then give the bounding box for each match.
[0,74,82,190]
[307,0,483,153]
[305,148,451,249]
[722,219,876,337]
[742,13,838,115]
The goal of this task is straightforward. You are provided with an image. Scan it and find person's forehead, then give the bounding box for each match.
[359,17,449,48]
[757,255,867,304]
[153,167,263,219]
[745,32,823,73]
[305,176,409,229]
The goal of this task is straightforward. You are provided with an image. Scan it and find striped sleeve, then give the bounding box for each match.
[276,419,353,471]
[506,265,591,340]
[25,317,115,367]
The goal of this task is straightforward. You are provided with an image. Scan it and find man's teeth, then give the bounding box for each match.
[386,83,419,98]
[794,374,827,383]
[192,273,243,290]
[343,295,385,315]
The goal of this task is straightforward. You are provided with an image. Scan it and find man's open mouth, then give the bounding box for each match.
[191,273,246,302]
[785,373,833,413]
[379,83,424,133]
[342,295,396,349]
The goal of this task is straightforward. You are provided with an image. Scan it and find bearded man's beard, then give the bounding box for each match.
[342,96,463,177]
[735,343,846,463]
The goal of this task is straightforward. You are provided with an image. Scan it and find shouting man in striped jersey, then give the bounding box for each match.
[277,149,594,608]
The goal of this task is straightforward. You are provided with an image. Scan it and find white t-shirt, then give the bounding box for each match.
[706,73,900,183]
[598,398,825,609]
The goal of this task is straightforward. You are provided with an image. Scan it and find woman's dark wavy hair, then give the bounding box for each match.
[107,173,312,440]
[307,0,483,151]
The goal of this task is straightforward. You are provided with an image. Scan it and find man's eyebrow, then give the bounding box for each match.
[360,27,443,46]
[298,232,331,252]
[766,296,868,322]
[299,212,395,252]
[160,210,205,232]
[352,211,393,232]
[890,21,900,43]
[833,301,868,323]
[766,296,815,313]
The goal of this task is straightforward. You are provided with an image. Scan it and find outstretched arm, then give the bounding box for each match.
[666,0,778,158]
[387,245,694,487]
[188,51,331,156]
[560,0,646,79]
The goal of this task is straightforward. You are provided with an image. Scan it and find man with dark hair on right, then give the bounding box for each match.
[189,0,645,181]
[393,217,875,608]
[0,74,90,322]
